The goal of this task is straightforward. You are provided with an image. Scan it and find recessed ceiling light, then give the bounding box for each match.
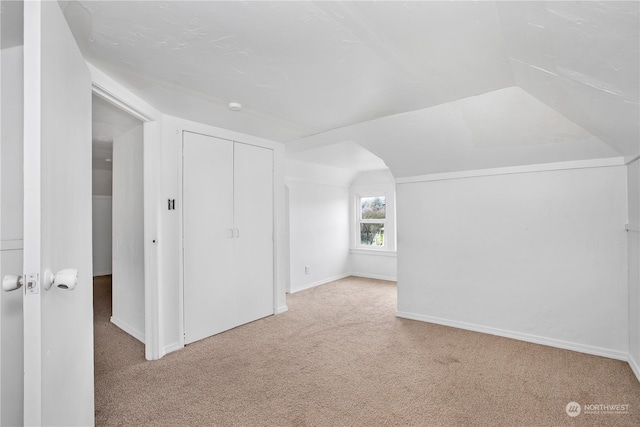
[228,102,242,111]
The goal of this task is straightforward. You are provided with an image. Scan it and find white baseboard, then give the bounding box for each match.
[276,305,288,314]
[396,311,629,362]
[629,355,640,383]
[161,341,184,358]
[110,316,145,344]
[351,272,397,282]
[93,270,112,277]
[288,273,351,293]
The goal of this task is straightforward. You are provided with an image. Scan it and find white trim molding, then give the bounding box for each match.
[288,273,351,294]
[396,311,629,362]
[0,239,24,251]
[626,224,640,233]
[161,342,184,359]
[92,270,112,277]
[110,316,145,344]
[350,248,397,257]
[88,63,160,121]
[351,272,397,282]
[626,154,640,165]
[397,157,626,185]
[629,355,640,383]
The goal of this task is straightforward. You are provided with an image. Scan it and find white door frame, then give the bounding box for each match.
[89,66,162,361]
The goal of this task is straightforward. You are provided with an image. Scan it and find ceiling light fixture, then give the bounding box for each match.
[228,102,242,112]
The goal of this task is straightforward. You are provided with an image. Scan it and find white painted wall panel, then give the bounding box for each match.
[112,125,145,342]
[92,196,112,276]
[397,165,628,358]
[92,169,112,196]
[0,249,23,426]
[627,159,640,377]
[1,46,24,242]
[158,116,183,354]
[350,251,396,282]
[288,181,350,293]
[0,44,24,427]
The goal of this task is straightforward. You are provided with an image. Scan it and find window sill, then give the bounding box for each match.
[350,248,397,257]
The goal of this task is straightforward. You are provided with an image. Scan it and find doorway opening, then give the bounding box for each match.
[91,94,145,367]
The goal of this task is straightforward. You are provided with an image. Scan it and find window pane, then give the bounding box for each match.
[361,196,386,219]
[360,223,385,246]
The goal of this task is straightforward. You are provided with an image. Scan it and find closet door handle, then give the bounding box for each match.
[233,228,240,238]
[227,229,234,238]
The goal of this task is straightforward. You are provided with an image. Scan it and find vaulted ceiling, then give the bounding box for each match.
[55,1,639,175]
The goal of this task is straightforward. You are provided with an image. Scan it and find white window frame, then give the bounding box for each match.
[356,193,387,249]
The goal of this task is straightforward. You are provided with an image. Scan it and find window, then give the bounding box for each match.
[358,195,386,247]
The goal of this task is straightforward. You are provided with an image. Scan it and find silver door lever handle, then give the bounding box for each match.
[2,275,24,292]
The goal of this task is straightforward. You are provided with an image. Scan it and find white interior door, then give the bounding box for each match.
[234,143,274,326]
[183,132,235,344]
[1,39,26,426]
[23,2,94,425]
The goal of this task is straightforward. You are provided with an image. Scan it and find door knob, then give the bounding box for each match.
[2,275,24,292]
[43,268,78,291]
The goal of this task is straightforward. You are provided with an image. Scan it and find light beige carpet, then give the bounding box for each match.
[94,276,640,426]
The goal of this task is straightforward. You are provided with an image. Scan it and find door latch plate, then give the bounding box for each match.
[26,273,39,294]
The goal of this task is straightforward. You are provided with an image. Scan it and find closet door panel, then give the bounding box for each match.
[234,143,274,326]
[183,132,235,344]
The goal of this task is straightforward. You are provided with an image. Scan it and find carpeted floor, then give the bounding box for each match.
[94,276,640,426]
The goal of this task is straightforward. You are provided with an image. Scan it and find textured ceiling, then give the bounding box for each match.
[55,1,639,175]
[62,1,515,140]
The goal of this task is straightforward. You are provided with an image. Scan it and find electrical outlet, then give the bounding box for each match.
[304,266,310,275]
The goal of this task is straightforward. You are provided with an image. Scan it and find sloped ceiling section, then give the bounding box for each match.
[287,1,639,176]
[497,1,639,159]
[287,87,621,178]
[61,1,639,176]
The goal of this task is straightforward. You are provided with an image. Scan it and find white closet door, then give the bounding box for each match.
[234,143,274,326]
[183,132,235,344]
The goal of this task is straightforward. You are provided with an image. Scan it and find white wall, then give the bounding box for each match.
[350,169,397,281]
[92,167,113,276]
[287,180,351,293]
[92,168,112,196]
[285,159,353,292]
[350,251,397,282]
[627,158,640,379]
[397,165,628,360]
[92,196,112,276]
[0,45,24,427]
[111,125,145,342]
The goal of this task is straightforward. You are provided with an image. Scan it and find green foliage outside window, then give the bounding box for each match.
[360,196,385,246]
